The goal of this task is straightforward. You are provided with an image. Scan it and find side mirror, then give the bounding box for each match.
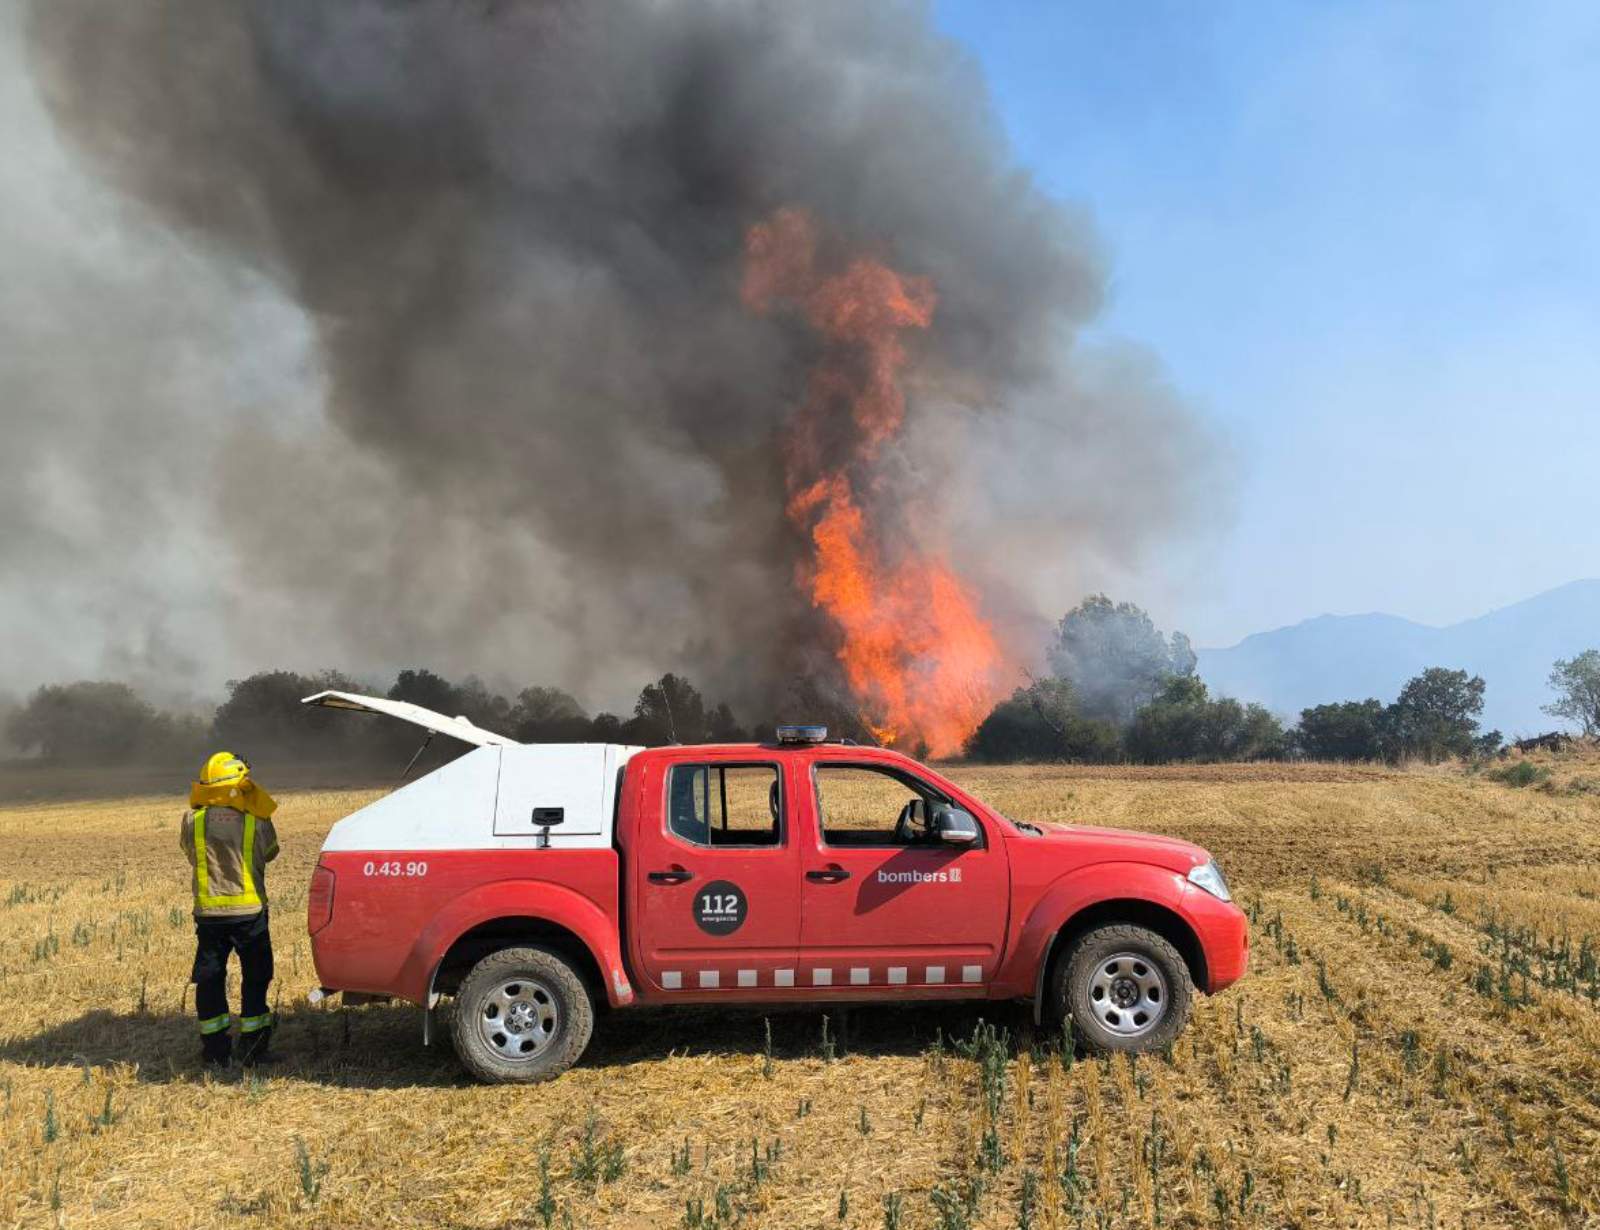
[933,805,979,846]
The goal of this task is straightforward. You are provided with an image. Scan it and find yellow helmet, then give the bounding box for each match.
[190,751,276,816]
[199,752,250,788]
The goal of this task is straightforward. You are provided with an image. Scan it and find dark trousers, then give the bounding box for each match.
[192,910,274,1061]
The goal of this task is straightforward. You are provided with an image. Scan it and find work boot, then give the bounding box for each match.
[201,1031,233,1069]
[238,1024,278,1066]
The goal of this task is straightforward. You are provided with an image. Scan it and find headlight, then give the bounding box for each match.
[1187,859,1231,902]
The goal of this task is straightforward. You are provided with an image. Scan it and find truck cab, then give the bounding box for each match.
[303,693,1248,1083]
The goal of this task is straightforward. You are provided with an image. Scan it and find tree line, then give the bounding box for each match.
[6,607,1598,769]
[965,596,1600,765]
[2,669,753,768]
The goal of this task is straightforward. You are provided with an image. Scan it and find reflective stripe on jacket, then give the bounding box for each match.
[179,805,280,919]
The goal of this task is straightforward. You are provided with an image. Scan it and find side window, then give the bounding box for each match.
[667,764,782,849]
[814,765,952,848]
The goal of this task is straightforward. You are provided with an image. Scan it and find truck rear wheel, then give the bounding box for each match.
[1053,924,1193,1054]
[449,946,593,1083]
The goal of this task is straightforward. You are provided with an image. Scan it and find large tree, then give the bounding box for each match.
[387,669,462,717]
[508,686,590,743]
[1124,676,1288,765]
[1295,699,1389,761]
[965,678,1121,763]
[1047,595,1197,726]
[378,669,516,768]
[1544,650,1600,736]
[213,669,370,757]
[448,676,513,732]
[6,681,200,762]
[628,673,709,745]
[1385,667,1486,763]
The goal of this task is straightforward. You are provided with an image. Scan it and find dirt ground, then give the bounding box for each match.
[2,753,1597,1228]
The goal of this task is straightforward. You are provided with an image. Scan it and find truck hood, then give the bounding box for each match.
[1022,822,1210,873]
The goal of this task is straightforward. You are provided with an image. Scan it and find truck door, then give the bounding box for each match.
[626,755,801,996]
[798,761,1009,991]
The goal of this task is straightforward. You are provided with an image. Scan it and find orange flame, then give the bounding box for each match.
[744,208,1007,756]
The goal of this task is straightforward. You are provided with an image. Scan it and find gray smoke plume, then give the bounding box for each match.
[8,0,1222,718]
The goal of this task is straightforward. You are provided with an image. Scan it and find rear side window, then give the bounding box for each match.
[667,764,782,848]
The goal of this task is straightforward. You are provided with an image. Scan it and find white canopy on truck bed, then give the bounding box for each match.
[302,689,515,747]
[303,689,642,852]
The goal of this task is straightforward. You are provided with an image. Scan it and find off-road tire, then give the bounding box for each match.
[449,946,593,1084]
[1052,924,1194,1054]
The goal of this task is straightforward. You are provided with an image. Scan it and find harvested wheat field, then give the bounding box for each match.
[3,755,1599,1229]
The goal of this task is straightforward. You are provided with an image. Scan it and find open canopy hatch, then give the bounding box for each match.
[301,689,515,748]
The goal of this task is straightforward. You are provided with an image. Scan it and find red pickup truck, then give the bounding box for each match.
[303,693,1248,1083]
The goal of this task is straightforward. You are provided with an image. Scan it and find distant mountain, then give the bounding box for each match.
[1197,580,1600,736]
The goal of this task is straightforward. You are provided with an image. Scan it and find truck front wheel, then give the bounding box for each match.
[1052,924,1193,1054]
[449,946,594,1083]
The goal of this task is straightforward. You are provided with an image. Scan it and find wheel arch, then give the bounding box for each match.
[430,916,607,1007]
[400,880,633,1009]
[1034,898,1207,1026]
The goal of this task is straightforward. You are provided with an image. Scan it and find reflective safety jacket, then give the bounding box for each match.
[180,805,280,920]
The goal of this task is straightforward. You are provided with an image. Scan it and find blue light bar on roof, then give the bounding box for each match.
[775,724,828,745]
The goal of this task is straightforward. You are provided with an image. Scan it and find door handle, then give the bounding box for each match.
[648,868,694,885]
[806,867,851,883]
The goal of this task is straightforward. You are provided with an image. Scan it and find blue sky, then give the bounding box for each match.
[935,1,1600,646]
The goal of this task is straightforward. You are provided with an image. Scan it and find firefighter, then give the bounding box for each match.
[181,752,281,1067]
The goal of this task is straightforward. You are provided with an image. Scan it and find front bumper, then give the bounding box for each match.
[1191,892,1249,993]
